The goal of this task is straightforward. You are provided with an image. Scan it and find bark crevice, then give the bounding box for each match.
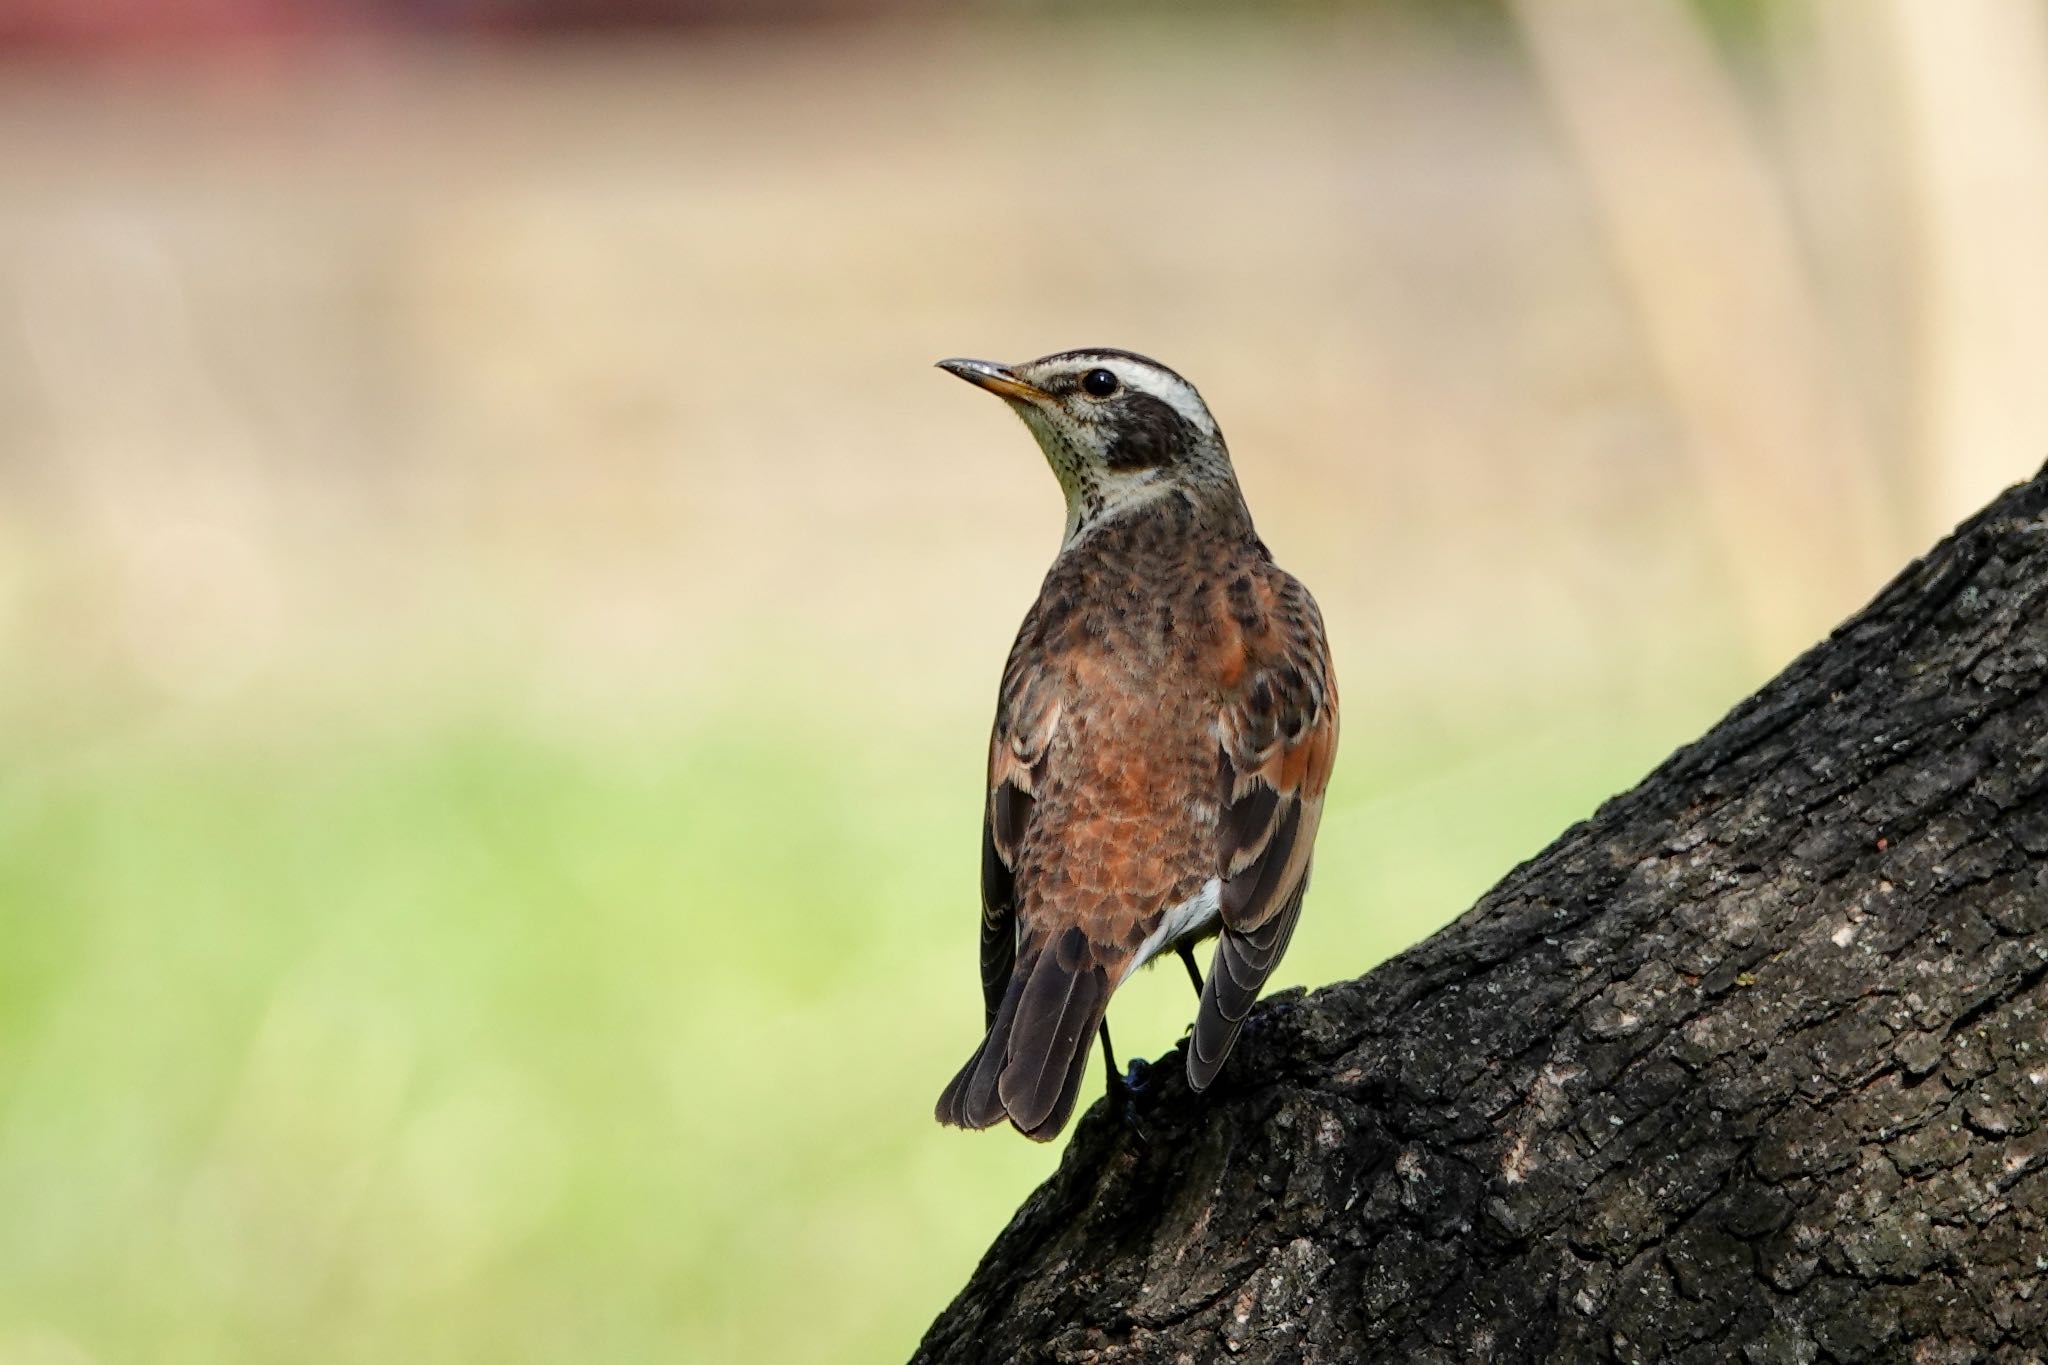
[915,465,2048,1365]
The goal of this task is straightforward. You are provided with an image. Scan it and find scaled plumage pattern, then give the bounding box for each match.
[934,350,1338,1141]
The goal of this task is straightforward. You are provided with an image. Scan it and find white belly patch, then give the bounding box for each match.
[1121,878,1222,985]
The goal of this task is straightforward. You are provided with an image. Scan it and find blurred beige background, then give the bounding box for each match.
[3,3,2047,1363]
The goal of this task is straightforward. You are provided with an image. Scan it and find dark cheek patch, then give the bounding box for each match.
[1103,394,1195,471]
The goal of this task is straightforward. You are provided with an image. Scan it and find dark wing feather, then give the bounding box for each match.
[977,672,1060,1027]
[1188,572,1337,1092]
[939,611,1086,1138]
[1190,867,1310,1088]
[978,785,1026,1025]
[975,666,1110,1140]
[935,937,1031,1129]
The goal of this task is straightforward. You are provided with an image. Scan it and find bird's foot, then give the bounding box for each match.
[1115,1056,1154,1144]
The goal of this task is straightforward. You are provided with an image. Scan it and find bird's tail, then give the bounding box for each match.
[934,926,1110,1142]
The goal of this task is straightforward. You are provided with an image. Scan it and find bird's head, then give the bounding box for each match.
[938,348,1244,543]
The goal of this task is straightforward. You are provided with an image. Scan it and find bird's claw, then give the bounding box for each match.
[1110,1056,1154,1144]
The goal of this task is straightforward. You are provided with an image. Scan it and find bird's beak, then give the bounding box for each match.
[936,358,1050,404]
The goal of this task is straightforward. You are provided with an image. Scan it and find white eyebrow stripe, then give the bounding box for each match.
[1097,359,1218,438]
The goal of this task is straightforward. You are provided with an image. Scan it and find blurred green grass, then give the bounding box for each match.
[0,666,1740,1364]
[9,9,2033,1357]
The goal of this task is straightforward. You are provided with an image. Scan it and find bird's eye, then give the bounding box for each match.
[1081,368,1120,399]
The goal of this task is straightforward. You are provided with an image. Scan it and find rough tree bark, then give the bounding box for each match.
[914,467,2048,1365]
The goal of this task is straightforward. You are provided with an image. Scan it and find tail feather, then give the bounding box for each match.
[935,927,1110,1142]
[999,928,1108,1135]
[1016,1020,1098,1142]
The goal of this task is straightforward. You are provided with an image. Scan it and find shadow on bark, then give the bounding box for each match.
[915,465,2048,1365]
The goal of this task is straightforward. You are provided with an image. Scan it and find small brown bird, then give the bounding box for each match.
[933,349,1338,1141]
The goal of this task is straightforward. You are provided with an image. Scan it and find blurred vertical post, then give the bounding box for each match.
[1508,0,1894,663]
[1870,0,2048,538]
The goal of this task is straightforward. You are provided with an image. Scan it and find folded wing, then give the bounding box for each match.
[1188,571,1338,1091]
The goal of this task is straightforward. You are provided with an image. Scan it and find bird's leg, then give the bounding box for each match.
[1177,941,1204,997]
[1100,1021,1126,1105]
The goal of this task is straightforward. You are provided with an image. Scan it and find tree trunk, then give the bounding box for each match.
[913,467,2048,1365]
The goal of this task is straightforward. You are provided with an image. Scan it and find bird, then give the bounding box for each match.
[932,348,1339,1142]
